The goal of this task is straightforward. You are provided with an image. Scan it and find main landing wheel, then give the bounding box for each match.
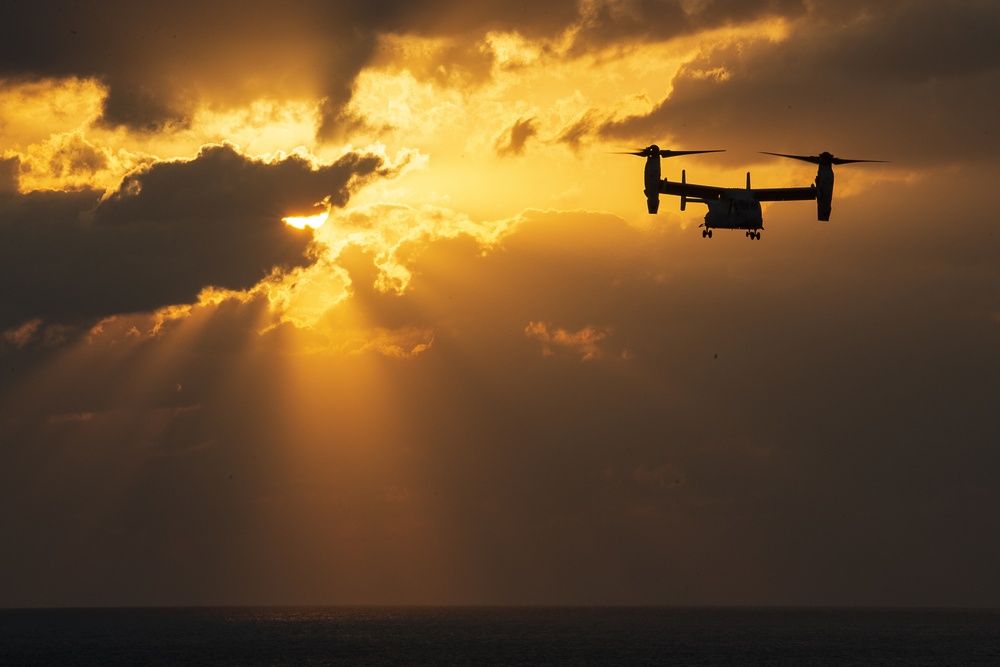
[702,229,713,238]
[745,230,761,240]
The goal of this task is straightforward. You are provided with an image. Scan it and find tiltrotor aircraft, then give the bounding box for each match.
[619,146,885,239]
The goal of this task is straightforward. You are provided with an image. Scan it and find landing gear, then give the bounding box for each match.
[702,229,713,238]
[745,230,761,240]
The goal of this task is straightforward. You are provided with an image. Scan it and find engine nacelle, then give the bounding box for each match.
[815,164,834,221]
[644,149,661,214]
[645,192,660,214]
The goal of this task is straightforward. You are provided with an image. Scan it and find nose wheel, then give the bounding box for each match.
[702,229,713,238]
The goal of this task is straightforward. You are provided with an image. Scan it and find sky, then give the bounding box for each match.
[1,0,998,608]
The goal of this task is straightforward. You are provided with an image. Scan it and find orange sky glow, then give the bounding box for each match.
[1,0,999,608]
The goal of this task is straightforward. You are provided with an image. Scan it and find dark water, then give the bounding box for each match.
[1,606,998,666]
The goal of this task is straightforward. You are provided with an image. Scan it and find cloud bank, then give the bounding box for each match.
[0,143,399,331]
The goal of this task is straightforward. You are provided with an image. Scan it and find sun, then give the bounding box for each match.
[282,210,330,229]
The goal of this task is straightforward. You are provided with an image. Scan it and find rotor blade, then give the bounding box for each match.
[608,151,649,156]
[610,147,726,158]
[609,147,660,157]
[761,151,888,165]
[659,149,726,158]
[759,151,821,164]
[829,157,889,165]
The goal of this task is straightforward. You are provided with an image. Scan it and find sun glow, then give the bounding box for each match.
[283,210,330,229]
[0,14,810,350]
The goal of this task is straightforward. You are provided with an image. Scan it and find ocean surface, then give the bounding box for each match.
[1,606,998,666]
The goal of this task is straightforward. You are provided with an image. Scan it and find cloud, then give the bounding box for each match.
[2,319,42,349]
[0,1,813,138]
[494,116,539,156]
[567,0,806,51]
[598,1,1000,165]
[0,157,19,194]
[0,143,401,332]
[555,109,604,151]
[524,320,619,360]
[12,131,143,192]
[0,2,557,133]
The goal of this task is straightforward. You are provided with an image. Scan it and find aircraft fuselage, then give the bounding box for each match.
[704,191,763,231]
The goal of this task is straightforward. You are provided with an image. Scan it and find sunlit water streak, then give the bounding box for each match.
[2,606,998,666]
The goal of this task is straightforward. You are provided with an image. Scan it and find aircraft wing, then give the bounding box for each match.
[658,180,726,200]
[751,186,816,202]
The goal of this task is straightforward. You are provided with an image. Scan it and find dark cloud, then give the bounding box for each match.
[599,1,1000,165]
[556,110,603,151]
[0,157,19,194]
[569,0,808,51]
[0,143,393,332]
[828,0,1000,82]
[494,116,539,156]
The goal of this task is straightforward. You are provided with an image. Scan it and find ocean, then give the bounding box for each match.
[1,606,998,666]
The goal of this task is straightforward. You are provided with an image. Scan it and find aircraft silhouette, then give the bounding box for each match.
[618,146,886,239]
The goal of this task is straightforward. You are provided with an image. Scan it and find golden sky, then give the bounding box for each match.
[2,0,999,607]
